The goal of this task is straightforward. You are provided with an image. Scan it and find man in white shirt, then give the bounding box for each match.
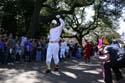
[45,15,65,73]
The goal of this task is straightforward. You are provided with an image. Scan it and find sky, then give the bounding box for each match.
[84,6,94,22]
[117,7,125,35]
[118,18,125,35]
[85,6,125,36]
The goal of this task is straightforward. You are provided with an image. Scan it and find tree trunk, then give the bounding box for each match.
[76,35,82,46]
[27,0,41,38]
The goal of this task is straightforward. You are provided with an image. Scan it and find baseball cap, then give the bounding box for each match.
[51,19,57,25]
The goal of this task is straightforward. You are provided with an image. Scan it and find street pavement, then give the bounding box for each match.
[0,58,124,83]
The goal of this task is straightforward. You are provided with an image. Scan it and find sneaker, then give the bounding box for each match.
[116,79,124,83]
[54,64,60,71]
[45,69,51,73]
[54,67,59,71]
[116,77,124,83]
[116,76,123,81]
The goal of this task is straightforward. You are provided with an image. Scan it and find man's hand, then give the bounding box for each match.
[93,52,99,59]
[56,15,60,18]
[93,54,98,58]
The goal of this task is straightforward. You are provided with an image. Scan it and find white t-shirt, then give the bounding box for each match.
[49,18,65,42]
[60,41,67,49]
[20,36,27,47]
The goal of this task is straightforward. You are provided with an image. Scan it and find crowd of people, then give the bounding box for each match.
[0,33,83,65]
[0,15,125,83]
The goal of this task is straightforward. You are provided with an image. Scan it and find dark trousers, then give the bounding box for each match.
[0,50,4,64]
[0,49,8,64]
[7,53,15,63]
[104,59,125,83]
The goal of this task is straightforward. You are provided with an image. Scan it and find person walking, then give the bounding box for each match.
[45,15,65,73]
[94,45,125,83]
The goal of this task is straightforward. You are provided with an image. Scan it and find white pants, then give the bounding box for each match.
[60,48,65,58]
[46,43,59,65]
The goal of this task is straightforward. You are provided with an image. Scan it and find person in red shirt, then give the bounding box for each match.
[82,38,93,63]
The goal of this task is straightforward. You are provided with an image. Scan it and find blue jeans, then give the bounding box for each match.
[36,51,42,62]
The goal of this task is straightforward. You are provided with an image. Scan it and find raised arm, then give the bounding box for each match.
[56,15,65,28]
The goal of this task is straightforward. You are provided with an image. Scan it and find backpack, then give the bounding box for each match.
[117,48,125,61]
[106,46,125,62]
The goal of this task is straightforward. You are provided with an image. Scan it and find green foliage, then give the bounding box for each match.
[1,0,34,34]
[40,7,51,16]
[101,16,113,28]
[0,0,124,40]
